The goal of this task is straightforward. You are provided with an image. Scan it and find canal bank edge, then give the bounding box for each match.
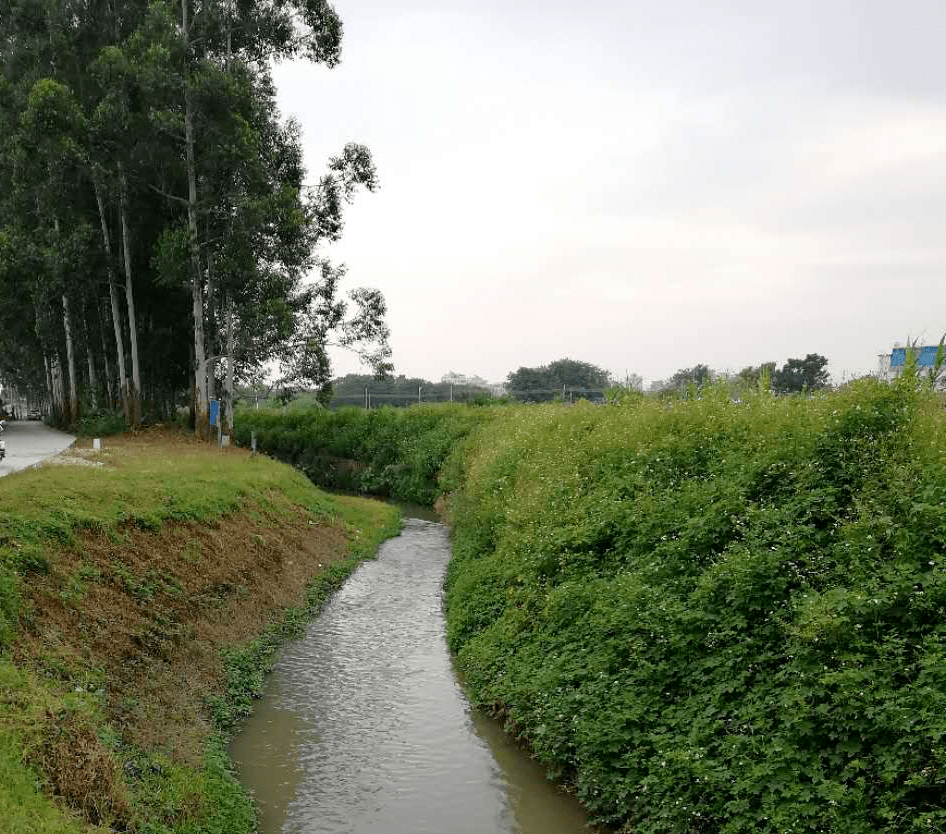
[0,430,401,834]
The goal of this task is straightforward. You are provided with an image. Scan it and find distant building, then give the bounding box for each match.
[878,342,942,381]
[440,371,506,397]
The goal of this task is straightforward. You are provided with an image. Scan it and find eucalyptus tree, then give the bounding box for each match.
[11,77,93,422]
[264,258,392,407]
[88,31,169,425]
[0,0,140,422]
[124,0,361,435]
[176,0,339,435]
[0,227,48,405]
[162,0,389,435]
[0,0,390,431]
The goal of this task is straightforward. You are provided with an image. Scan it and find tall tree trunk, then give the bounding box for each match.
[119,164,142,427]
[98,299,115,408]
[206,250,216,406]
[52,216,79,423]
[224,295,235,436]
[93,179,130,423]
[62,293,79,423]
[57,358,66,422]
[183,0,208,439]
[43,354,53,419]
[85,313,99,412]
[50,355,65,425]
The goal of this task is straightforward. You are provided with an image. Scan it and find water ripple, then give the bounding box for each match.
[231,517,590,834]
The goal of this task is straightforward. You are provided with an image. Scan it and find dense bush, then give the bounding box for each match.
[442,379,946,833]
[73,410,126,437]
[235,404,494,504]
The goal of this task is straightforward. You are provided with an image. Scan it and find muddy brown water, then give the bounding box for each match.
[230,515,594,834]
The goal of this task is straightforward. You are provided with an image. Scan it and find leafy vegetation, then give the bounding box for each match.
[9,365,929,833]
[235,403,496,504]
[216,371,946,829]
[72,409,127,438]
[772,353,831,393]
[506,357,614,402]
[442,377,946,832]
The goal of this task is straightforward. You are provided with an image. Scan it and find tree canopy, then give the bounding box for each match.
[649,363,714,395]
[0,0,390,433]
[772,353,830,394]
[506,358,613,402]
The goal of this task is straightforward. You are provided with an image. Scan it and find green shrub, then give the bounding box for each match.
[444,381,946,833]
[73,410,126,438]
[235,403,495,505]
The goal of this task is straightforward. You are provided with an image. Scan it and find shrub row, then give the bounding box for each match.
[234,404,494,505]
[442,379,946,833]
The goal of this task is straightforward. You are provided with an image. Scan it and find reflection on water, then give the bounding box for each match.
[469,709,591,833]
[230,518,592,834]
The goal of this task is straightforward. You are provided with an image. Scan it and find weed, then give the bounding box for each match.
[0,563,20,647]
[73,410,126,438]
[8,544,51,575]
[442,381,946,832]
[26,706,131,827]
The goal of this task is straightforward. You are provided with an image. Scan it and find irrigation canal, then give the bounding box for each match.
[230,512,593,834]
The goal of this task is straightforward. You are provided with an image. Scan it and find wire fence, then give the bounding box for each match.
[328,386,610,408]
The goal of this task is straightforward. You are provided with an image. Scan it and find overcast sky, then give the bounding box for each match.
[272,0,946,386]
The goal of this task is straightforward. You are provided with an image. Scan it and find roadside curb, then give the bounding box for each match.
[24,437,78,471]
[0,428,78,478]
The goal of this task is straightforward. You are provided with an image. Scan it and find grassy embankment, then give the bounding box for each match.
[0,430,400,834]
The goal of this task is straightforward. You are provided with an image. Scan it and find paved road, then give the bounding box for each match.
[0,419,76,478]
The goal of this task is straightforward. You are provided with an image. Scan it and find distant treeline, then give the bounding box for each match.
[328,374,495,407]
[237,373,498,410]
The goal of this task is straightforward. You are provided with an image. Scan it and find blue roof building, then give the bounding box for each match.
[890,345,940,368]
[879,342,944,381]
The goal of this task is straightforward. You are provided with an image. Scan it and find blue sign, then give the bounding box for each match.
[209,399,220,426]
